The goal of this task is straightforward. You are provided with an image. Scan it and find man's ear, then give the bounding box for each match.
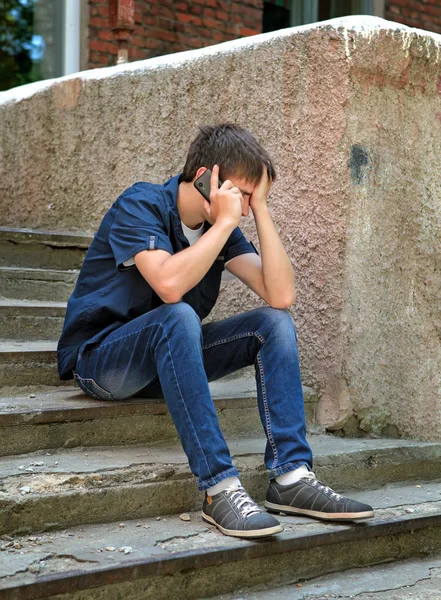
[194,166,208,180]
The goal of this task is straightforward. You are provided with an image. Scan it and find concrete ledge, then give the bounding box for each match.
[0,342,65,388]
[0,268,78,302]
[0,229,89,270]
[0,302,65,341]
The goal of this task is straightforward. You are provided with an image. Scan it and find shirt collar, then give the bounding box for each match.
[163,173,212,235]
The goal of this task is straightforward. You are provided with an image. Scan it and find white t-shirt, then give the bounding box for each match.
[124,221,237,283]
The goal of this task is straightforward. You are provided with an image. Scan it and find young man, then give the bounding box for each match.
[58,124,374,539]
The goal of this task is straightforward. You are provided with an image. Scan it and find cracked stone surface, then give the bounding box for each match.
[211,557,441,599]
[1,481,441,589]
[1,435,440,502]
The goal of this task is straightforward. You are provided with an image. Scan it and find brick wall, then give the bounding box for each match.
[89,0,264,69]
[385,0,441,34]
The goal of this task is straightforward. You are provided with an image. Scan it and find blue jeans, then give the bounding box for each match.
[74,303,313,491]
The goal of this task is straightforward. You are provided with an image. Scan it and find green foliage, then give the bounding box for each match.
[0,0,43,91]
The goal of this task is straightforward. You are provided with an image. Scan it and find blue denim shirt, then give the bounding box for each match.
[57,174,258,380]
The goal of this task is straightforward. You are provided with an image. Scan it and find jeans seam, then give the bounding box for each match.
[199,466,240,491]
[256,347,279,470]
[202,331,259,350]
[157,322,214,480]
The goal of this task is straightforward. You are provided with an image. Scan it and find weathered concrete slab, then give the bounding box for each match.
[213,555,441,599]
[0,435,440,536]
[0,342,69,388]
[0,484,441,600]
[0,267,78,302]
[0,301,65,341]
[0,229,89,270]
[1,17,439,440]
[0,384,318,455]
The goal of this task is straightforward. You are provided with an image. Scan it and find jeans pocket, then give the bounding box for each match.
[73,372,114,401]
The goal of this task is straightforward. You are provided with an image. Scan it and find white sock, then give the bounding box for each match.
[275,465,309,486]
[206,476,241,496]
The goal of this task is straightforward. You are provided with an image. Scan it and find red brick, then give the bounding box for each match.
[203,17,223,29]
[240,27,259,36]
[89,16,108,28]
[388,15,408,24]
[89,39,118,54]
[144,37,162,49]
[157,5,174,18]
[189,3,203,14]
[143,15,158,26]
[422,4,441,16]
[217,0,231,11]
[212,30,228,41]
[131,48,148,59]
[97,5,109,17]
[216,10,228,20]
[245,19,260,29]
[131,35,146,46]
[203,7,216,18]
[175,32,200,47]
[388,5,402,14]
[149,28,176,42]
[193,0,217,7]
[176,2,188,10]
[226,24,240,35]
[98,29,114,41]
[158,17,174,29]
[177,12,203,25]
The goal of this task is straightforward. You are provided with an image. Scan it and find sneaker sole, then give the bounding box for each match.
[201,512,284,538]
[264,501,374,521]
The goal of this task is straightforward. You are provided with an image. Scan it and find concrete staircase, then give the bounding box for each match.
[1,227,441,600]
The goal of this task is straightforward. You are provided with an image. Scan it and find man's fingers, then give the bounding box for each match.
[210,164,219,194]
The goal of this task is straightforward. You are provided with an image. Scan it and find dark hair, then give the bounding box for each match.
[181,123,276,184]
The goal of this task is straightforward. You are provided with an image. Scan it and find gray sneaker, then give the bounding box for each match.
[202,484,283,538]
[265,472,374,521]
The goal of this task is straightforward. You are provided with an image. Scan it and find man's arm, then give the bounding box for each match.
[226,167,296,308]
[134,166,243,303]
[134,220,234,303]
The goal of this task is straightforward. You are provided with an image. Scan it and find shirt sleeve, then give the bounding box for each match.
[109,186,174,270]
[223,227,259,265]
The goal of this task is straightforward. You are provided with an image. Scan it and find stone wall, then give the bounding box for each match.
[0,16,440,441]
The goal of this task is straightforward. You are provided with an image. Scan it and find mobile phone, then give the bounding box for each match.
[193,169,223,204]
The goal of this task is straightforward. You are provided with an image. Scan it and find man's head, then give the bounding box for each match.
[181,123,276,186]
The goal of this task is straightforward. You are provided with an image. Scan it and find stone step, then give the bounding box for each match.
[0,301,66,341]
[0,228,90,270]
[0,482,440,600]
[0,341,66,388]
[211,554,441,600]
[0,267,78,302]
[0,382,318,456]
[0,436,440,536]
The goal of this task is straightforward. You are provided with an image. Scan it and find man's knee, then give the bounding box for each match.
[255,306,292,326]
[157,301,202,334]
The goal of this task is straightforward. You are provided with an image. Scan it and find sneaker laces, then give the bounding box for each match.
[224,484,262,518]
[301,472,342,501]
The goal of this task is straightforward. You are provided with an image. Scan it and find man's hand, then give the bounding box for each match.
[249,164,272,214]
[203,164,243,228]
